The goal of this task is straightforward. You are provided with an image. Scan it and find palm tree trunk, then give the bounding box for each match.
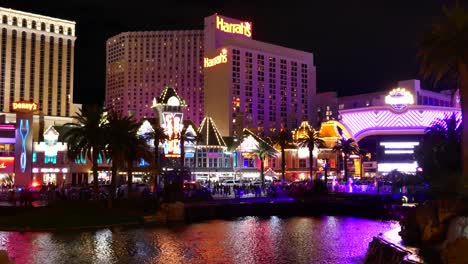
[281,145,286,182]
[180,138,185,168]
[344,154,348,182]
[260,157,265,184]
[309,145,314,182]
[154,142,159,192]
[127,160,133,197]
[108,164,117,208]
[92,152,99,201]
[459,62,468,194]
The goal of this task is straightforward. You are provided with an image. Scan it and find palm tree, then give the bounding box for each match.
[415,113,462,194]
[144,124,168,191]
[253,141,277,184]
[358,148,369,178]
[62,105,107,201]
[417,4,468,189]
[296,129,325,182]
[104,110,144,207]
[272,128,292,182]
[332,138,360,182]
[125,132,152,197]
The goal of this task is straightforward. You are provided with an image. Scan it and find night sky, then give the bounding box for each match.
[1,0,457,106]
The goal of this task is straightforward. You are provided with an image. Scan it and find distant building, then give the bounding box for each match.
[0,7,80,117]
[106,30,204,124]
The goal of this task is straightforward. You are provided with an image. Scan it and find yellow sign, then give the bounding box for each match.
[204,49,228,68]
[216,16,252,37]
[0,162,6,169]
[11,101,38,113]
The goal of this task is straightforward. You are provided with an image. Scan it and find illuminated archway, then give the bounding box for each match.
[339,106,461,142]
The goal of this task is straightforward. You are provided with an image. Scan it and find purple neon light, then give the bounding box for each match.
[0,124,16,130]
[340,109,462,139]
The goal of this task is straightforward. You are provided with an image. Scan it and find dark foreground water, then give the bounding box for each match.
[0,216,399,264]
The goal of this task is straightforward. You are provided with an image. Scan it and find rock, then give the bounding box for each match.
[365,236,410,264]
[441,237,468,264]
[152,202,185,223]
[0,250,13,264]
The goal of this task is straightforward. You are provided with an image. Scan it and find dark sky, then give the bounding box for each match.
[1,0,457,106]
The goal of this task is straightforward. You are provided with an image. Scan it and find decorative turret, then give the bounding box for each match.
[198,116,226,148]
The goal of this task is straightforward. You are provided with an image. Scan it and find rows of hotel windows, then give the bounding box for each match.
[0,14,73,36]
[107,32,204,123]
[0,27,72,116]
[231,48,309,133]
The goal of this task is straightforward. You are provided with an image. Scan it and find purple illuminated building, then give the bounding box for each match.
[315,79,461,176]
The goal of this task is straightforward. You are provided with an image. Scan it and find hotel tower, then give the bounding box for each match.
[106,31,205,124]
[106,14,316,136]
[0,7,80,117]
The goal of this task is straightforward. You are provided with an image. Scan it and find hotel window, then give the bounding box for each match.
[299,159,306,168]
[20,32,26,100]
[12,17,17,26]
[57,38,63,116]
[29,33,36,100]
[9,30,17,104]
[0,28,6,111]
[48,36,55,115]
[39,35,45,111]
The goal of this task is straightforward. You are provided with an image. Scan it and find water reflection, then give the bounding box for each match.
[0,217,398,264]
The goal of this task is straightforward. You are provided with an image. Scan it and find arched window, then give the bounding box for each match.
[32,21,36,29]
[50,24,55,33]
[12,17,17,26]
[59,26,63,34]
[2,16,7,24]
[22,18,27,27]
[67,28,72,36]
[41,22,46,31]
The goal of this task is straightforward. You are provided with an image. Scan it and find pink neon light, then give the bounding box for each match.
[0,124,15,130]
[340,109,462,139]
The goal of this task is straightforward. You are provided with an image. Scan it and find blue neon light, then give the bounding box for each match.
[19,119,29,173]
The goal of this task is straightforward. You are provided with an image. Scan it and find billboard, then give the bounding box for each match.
[162,112,183,157]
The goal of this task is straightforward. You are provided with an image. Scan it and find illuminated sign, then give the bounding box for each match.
[239,135,258,152]
[204,49,227,68]
[19,119,30,172]
[216,16,252,37]
[162,112,183,157]
[0,157,14,173]
[11,101,38,113]
[385,88,414,110]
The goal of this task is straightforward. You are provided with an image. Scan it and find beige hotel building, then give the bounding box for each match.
[0,7,81,138]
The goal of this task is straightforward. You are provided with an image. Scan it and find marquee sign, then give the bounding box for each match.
[385,88,414,110]
[216,16,252,37]
[204,48,228,68]
[11,101,38,113]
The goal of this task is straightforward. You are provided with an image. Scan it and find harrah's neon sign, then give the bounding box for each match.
[204,49,228,68]
[385,88,414,110]
[216,16,252,37]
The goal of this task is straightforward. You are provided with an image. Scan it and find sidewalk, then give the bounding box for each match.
[0,200,48,208]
